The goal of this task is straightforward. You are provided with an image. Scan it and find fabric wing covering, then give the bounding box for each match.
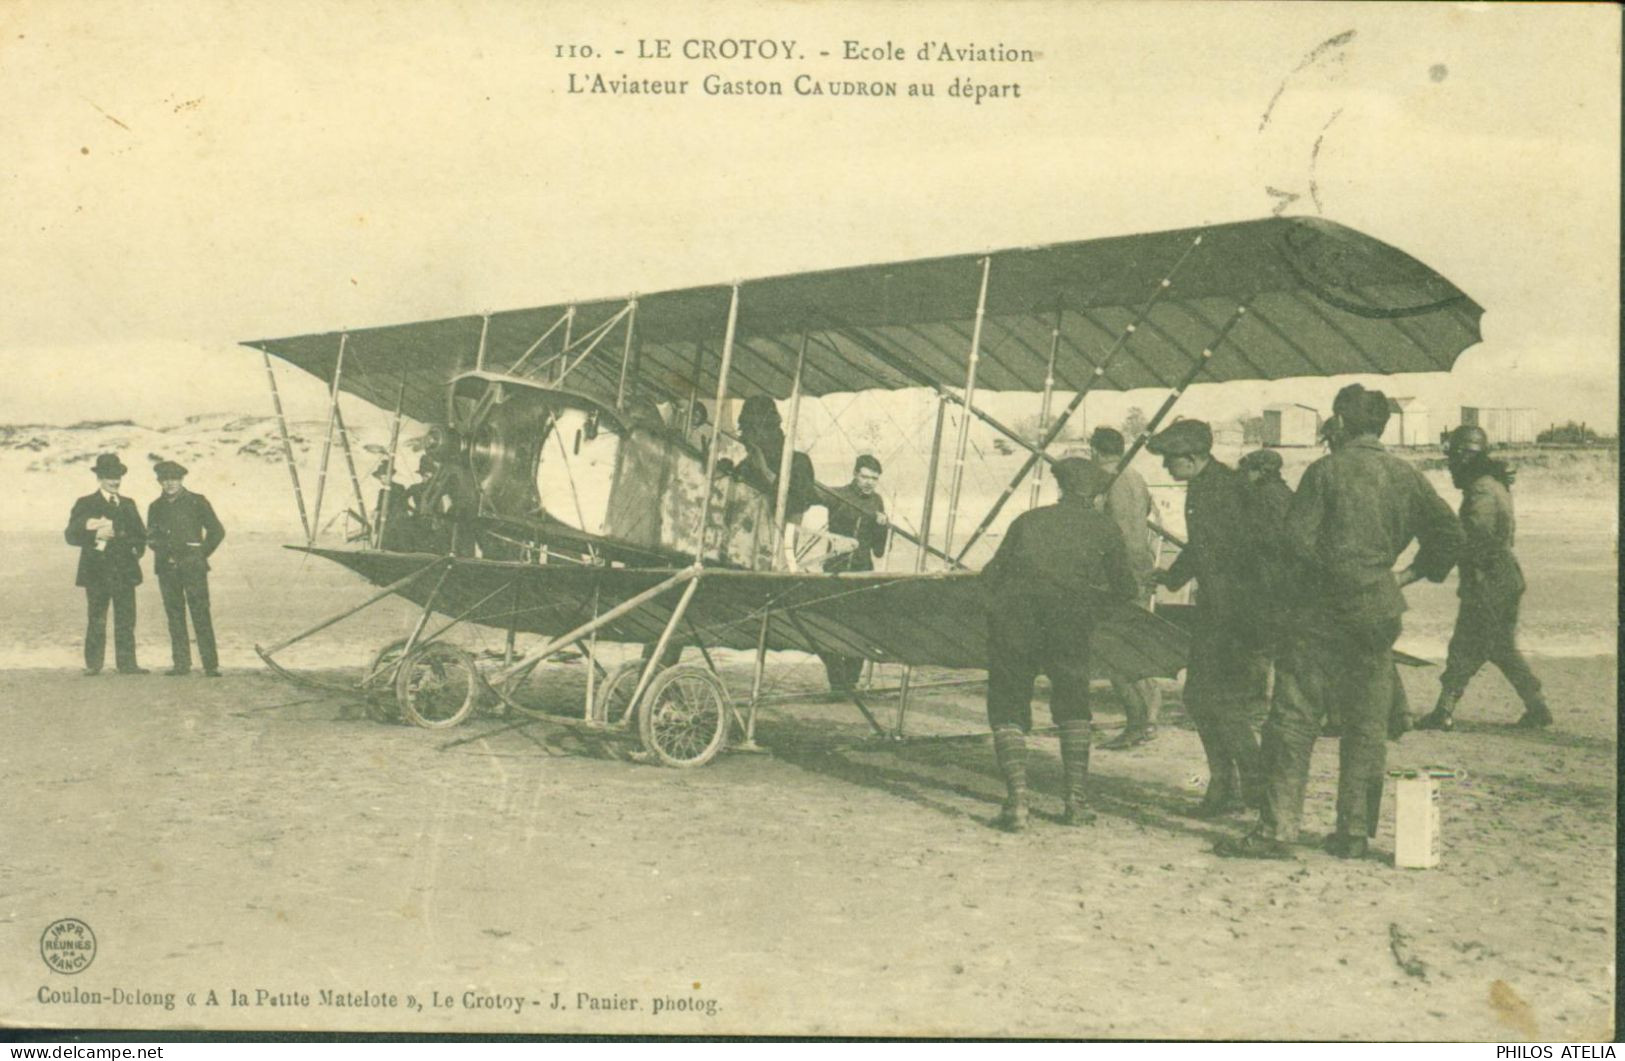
[246,216,1483,425]
[302,549,1190,683]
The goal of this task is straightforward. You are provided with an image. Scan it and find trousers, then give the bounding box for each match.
[1440,589,1543,708]
[158,565,217,672]
[1260,613,1402,841]
[986,602,1093,732]
[84,584,138,671]
[1182,620,1267,801]
[1110,589,1162,727]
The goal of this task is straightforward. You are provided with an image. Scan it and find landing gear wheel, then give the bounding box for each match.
[396,643,481,730]
[637,664,729,768]
[594,660,648,725]
[363,639,410,723]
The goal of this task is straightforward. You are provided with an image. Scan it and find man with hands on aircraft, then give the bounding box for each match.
[1146,419,1265,820]
[981,457,1137,833]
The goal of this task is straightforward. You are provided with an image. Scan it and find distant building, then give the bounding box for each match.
[1262,403,1320,446]
[1460,406,1539,445]
[1382,397,1431,447]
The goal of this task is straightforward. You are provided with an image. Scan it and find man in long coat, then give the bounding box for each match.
[1148,420,1263,817]
[65,453,148,675]
[147,460,227,677]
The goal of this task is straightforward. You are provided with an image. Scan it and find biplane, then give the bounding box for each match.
[246,215,1482,767]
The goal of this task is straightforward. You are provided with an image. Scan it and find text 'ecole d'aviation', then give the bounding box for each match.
[564,37,1035,102]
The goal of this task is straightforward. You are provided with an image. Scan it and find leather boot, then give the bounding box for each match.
[1191,764,1242,818]
[991,727,1029,832]
[1414,688,1460,732]
[1058,720,1095,825]
[1514,698,1553,729]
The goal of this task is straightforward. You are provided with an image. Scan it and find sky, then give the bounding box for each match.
[0,0,1618,439]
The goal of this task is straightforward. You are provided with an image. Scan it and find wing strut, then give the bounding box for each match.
[746,329,810,750]
[615,298,639,410]
[555,302,635,385]
[261,351,312,542]
[952,232,1206,564]
[308,333,348,546]
[333,402,371,542]
[375,377,407,550]
[693,285,741,563]
[507,308,573,378]
[624,576,703,721]
[940,256,993,556]
[492,566,700,686]
[1029,304,1064,508]
[895,392,949,736]
[1106,304,1250,492]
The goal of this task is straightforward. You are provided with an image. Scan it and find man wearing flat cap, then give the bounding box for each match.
[981,457,1137,831]
[147,460,227,677]
[1147,418,1264,819]
[65,453,148,675]
[1220,384,1461,860]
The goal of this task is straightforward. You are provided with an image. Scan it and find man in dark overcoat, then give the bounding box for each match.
[147,460,227,677]
[1148,420,1264,818]
[65,453,148,675]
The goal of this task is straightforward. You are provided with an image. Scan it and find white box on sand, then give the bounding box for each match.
[1394,775,1441,869]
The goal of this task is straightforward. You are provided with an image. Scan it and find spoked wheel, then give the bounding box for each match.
[499,652,592,721]
[594,660,648,726]
[396,643,482,730]
[362,639,410,723]
[637,664,729,768]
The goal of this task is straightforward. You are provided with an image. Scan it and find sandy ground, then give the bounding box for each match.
[1,471,1615,1040]
[0,649,1614,1040]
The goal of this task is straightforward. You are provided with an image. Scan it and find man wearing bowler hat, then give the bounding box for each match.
[1147,419,1264,818]
[147,460,227,677]
[65,453,148,675]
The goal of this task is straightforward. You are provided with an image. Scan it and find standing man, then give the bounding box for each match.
[1415,425,1551,730]
[1147,420,1263,817]
[1220,385,1461,860]
[64,453,148,675]
[147,461,226,677]
[1089,427,1164,750]
[982,458,1137,831]
[1238,448,1295,711]
[817,454,891,691]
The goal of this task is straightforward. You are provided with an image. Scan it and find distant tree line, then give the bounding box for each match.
[1536,421,1609,445]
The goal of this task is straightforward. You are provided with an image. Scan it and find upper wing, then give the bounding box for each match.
[301,548,1189,682]
[246,216,1482,423]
